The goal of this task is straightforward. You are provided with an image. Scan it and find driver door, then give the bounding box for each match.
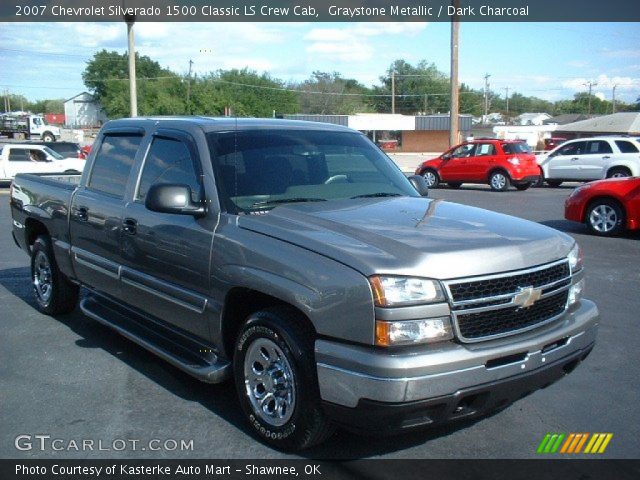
[547,141,586,180]
[439,143,476,181]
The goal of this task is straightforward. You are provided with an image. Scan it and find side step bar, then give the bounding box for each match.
[80,296,231,383]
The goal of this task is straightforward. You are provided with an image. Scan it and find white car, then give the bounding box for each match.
[0,144,85,182]
[537,136,640,187]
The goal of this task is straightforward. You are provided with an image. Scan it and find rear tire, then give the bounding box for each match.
[31,236,79,315]
[233,307,334,451]
[489,171,510,191]
[421,169,439,188]
[586,199,625,236]
[546,180,563,188]
[606,167,631,179]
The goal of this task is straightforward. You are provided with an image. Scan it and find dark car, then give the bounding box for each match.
[27,141,84,159]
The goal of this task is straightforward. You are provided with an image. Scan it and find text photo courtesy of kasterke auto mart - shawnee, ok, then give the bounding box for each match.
[1,0,639,478]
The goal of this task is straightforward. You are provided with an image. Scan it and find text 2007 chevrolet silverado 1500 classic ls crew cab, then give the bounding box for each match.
[10,118,599,450]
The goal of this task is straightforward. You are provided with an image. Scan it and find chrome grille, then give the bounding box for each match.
[445,260,571,343]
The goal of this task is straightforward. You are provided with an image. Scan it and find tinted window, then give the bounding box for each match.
[587,141,613,154]
[137,137,201,202]
[616,140,639,153]
[47,143,80,158]
[557,141,587,156]
[8,149,29,162]
[88,134,142,197]
[502,142,531,154]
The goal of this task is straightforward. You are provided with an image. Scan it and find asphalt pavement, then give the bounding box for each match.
[1,185,639,459]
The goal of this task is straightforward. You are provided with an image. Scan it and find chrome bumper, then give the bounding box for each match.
[316,299,599,408]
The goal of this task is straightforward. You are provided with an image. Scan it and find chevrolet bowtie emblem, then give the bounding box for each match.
[513,286,542,308]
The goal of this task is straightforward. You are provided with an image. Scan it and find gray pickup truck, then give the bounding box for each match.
[10,117,598,450]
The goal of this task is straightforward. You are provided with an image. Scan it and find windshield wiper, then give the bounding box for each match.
[251,197,327,208]
[350,193,402,199]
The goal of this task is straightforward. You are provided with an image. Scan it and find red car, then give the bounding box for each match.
[416,139,540,191]
[565,177,640,236]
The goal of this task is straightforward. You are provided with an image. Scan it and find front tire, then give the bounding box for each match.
[31,236,79,315]
[42,132,55,142]
[421,169,439,188]
[586,199,625,236]
[489,171,510,191]
[233,307,334,451]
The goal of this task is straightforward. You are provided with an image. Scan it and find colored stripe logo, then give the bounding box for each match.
[537,433,613,454]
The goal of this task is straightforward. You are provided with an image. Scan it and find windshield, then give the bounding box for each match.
[502,142,532,154]
[42,146,64,160]
[207,129,419,214]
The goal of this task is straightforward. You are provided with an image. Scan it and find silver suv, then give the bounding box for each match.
[538,136,640,187]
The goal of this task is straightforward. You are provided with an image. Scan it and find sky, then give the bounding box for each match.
[1,21,639,106]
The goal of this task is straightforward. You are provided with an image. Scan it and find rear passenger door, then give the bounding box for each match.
[69,131,144,298]
[119,129,213,340]
[579,140,614,180]
[469,142,496,181]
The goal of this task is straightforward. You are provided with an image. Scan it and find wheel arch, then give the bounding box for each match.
[221,287,316,360]
[606,164,634,178]
[24,218,49,252]
[487,167,511,182]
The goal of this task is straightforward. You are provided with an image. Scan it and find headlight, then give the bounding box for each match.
[567,243,584,273]
[508,157,521,165]
[369,276,445,307]
[375,318,453,346]
[567,279,585,307]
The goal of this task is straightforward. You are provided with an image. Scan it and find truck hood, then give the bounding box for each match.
[238,197,574,279]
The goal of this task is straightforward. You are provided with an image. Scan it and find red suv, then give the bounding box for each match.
[416,139,541,191]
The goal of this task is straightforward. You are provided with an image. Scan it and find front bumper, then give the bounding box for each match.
[316,299,598,426]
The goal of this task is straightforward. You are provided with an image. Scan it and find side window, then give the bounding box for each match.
[88,134,142,198]
[137,137,201,202]
[587,141,613,154]
[475,143,495,156]
[615,140,639,153]
[451,144,475,158]
[557,141,586,156]
[8,149,29,162]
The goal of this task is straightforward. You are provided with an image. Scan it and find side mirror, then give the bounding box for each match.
[408,175,429,197]
[145,183,205,217]
[442,154,451,161]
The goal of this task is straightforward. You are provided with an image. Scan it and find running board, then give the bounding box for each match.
[80,297,231,383]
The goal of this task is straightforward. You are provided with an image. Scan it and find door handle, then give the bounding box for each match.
[122,218,138,235]
[602,156,610,159]
[74,207,88,221]
[570,157,579,161]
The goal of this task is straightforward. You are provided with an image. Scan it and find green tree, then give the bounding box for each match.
[295,71,373,115]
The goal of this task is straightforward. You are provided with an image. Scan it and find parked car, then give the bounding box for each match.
[10,117,597,450]
[538,136,640,187]
[26,141,85,159]
[0,144,85,182]
[81,144,92,158]
[565,177,640,236]
[416,139,540,191]
[543,137,567,151]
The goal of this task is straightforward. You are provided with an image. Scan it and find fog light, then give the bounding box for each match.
[375,317,453,346]
[567,279,585,307]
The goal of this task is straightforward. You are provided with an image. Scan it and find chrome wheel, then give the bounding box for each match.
[33,251,53,304]
[589,204,618,233]
[490,173,507,190]
[243,338,296,427]
[422,170,437,187]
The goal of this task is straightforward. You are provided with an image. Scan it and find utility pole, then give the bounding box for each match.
[612,84,618,113]
[583,81,597,115]
[125,14,138,117]
[449,0,460,147]
[391,71,395,114]
[186,59,193,113]
[483,73,491,123]
[503,86,510,122]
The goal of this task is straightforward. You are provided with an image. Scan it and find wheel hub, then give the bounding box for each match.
[244,338,296,427]
[33,251,53,302]
[590,205,617,232]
